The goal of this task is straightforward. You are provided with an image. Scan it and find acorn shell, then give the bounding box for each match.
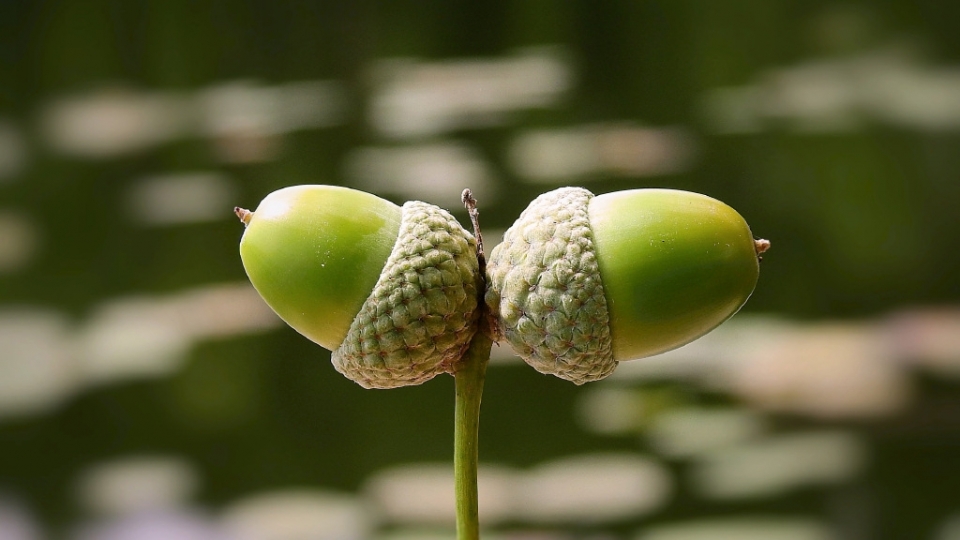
[239,185,400,350]
[589,188,760,362]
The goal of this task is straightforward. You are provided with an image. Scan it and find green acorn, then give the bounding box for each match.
[236,185,481,389]
[485,187,766,384]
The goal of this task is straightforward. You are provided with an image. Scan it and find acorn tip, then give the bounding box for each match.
[754,238,771,255]
[234,207,253,226]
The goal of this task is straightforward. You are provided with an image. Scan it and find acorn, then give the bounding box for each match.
[485,187,766,384]
[236,185,481,389]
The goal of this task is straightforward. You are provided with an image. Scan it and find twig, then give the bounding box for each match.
[461,189,486,277]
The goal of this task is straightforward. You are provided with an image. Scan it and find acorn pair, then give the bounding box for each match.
[236,184,764,388]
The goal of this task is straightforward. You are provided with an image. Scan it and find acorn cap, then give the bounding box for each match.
[332,201,480,389]
[238,185,480,389]
[485,187,762,384]
[485,188,616,383]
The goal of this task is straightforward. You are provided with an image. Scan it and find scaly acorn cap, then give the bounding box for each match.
[237,185,480,389]
[485,187,763,385]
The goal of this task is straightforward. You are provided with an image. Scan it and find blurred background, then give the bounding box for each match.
[2,1,960,539]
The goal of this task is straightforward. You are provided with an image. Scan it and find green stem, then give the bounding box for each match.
[454,330,493,540]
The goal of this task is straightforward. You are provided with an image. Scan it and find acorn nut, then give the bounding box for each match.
[485,187,765,385]
[236,185,481,389]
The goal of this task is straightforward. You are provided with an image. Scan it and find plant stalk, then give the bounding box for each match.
[454,330,492,540]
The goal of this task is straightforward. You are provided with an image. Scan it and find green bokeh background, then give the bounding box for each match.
[2,1,959,538]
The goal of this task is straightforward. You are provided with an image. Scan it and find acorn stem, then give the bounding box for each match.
[453,330,492,540]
